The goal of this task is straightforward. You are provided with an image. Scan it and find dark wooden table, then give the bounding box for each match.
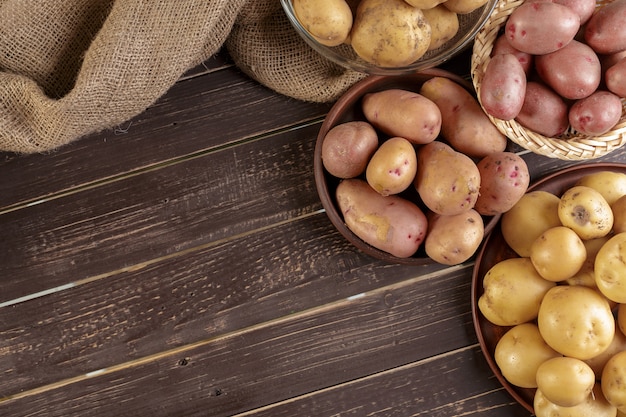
[0,48,624,417]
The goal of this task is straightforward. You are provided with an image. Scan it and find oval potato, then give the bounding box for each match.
[606,56,626,98]
[569,91,622,136]
[584,0,626,54]
[595,232,626,303]
[365,137,417,196]
[321,121,379,178]
[424,209,484,265]
[515,81,569,137]
[479,53,527,121]
[474,151,530,215]
[293,0,353,46]
[422,5,459,51]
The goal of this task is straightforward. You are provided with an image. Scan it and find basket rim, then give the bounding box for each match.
[470,0,626,161]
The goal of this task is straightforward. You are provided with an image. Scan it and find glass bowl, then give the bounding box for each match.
[280,0,497,75]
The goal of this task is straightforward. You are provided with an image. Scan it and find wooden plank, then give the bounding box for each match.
[0,214,449,395]
[0,65,332,211]
[0,263,492,417]
[0,124,323,302]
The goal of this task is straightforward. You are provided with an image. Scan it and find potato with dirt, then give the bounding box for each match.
[504,1,580,55]
[479,53,527,120]
[474,151,530,216]
[569,91,623,136]
[365,137,417,196]
[420,76,507,158]
[414,141,481,215]
[595,232,626,303]
[336,178,428,258]
[362,89,441,145]
[424,209,484,265]
[293,0,353,46]
[558,185,614,240]
[422,5,459,51]
[321,121,379,179]
[351,0,432,67]
[515,81,569,137]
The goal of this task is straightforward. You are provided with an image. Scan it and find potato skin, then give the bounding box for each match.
[505,1,579,55]
[474,151,530,216]
[293,0,353,46]
[585,0,626,54]
[576,170,626,206]
[515,81,569,137]
[479,53,527,121]
[606,56,626,98]
[535,40,601,100]
[420,76,507,158]
[422,5,459,51]
[491,34,533,75]
[558,185,614,240]
[351,0,432,67]
[443,0,489,14]
[365,137,417,196]
[403,0,446,10]
[414,141,481,215]
[569,91,622,136]
[424,209,484,265]
[321,121,379,178]
[362,89,441,145]
[336,178,428,258]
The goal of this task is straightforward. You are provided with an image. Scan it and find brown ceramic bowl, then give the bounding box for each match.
[471,162,626,414]
[314,69,501,265]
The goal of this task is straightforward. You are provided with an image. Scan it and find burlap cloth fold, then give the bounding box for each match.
[0,0,364,154]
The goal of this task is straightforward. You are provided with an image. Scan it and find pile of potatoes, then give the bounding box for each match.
[478,170,626,416]
[292,0,490,68]
[479,0,626,137]
[322,75,531,264]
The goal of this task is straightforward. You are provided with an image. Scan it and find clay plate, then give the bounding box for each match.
[471,162,626,413]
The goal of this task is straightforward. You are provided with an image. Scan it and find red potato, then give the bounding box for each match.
[527,0,596,24]
[515,81,570,137]
[569,90,623,135]
[505,1,580,55]
[336,178,428,258]
[321,121,379,178]
[491,34,533,75]
[584,0,626,54]
[600,50,626,73]
[535,40,601,100]
[606,56,626,98]
[474,152,530,216]
[479,53,526,120]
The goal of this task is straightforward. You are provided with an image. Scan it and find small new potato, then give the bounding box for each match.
[494,323,561,388]
[501,190,561,257]
[558,185,614,240]
[422,5,459,51]
[414,141,481,215]
[366,137,417,196]
[602,350,626,413]
[362,89,441,145]
[515,81,569,137]
[474,151,530,216]
[479,257,556,327]
[569,91,623,136]
[321,121,379,178]
[595,232,626,303]
[351,0,432,67]
[536,357,595,407]
[534,384,617,417]
[530,226,587,282]
[336,178,428,258]
[420,76,507,158]
[293,0,353,46]
[479,53,527,121]
[538,285,615,360]
[577,170,626,207]
[424,209,484,265]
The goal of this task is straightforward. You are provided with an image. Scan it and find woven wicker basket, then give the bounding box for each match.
[471,0,626,160]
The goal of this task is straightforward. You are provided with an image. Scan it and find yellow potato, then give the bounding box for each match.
[404,0,446,9]
[443,0,489,14]
[351,0,432,67]
[595,232,626,303]
[566,235,611,288]
[602,350,626,414]
[424,209,484,265]
[612,194,626,234]
[478,257,556,327]
[365,137,417,196]
[420,76,507,158]
[414,141,480,216]
[558,185,613,240]
[536,357,595,407]
[619,303,626,336]
[534,384,617,417]
[422,5,459,51]
[494,323,560,388]
[293,0,353,46]
[584,326,626,377]
[362,89,441,145]
[538,285,615,360]
[501,190,561,257]
[576,171,626,207]
[529,226,587,282]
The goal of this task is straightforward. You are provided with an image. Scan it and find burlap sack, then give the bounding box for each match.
[226,0,366,104]
[0,0,364,154]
